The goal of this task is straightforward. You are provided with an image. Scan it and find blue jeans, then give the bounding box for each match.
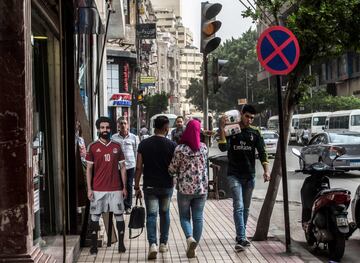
[177,192,207,242]
[124,168,135,209]
[227,176,255,241]
[144,187,173,245]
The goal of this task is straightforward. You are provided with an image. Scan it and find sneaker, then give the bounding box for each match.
[148,243,158,260]
[118,242,126,253]
[125,208,131,215]
[89,246,98,255]
[235,241,245,252]
[186,237,198,258]
[159,243,168,253]
[240,239,251,247]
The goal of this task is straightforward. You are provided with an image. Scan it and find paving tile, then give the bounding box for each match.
[77,198,305,263]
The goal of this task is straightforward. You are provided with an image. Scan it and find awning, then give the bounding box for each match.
[108,0,126,39]
[76,0,105,34]
[107,49,137,61]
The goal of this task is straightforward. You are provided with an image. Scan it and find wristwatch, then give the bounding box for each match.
[134,186,140,190]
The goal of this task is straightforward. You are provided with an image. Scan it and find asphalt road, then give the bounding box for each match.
[209,143,360,262]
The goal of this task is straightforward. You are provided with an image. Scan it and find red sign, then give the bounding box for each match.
[110,93,131,101]
[257,26,300,75]
[123,62,129,92]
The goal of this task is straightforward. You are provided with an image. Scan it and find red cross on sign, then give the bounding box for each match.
[257,26,300,75]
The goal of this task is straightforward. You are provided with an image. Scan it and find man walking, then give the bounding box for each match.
[86,116,127,254]
[218,105,270,252]
[134,116,176,259]
[112,117,138,214]
[171,116,185,144]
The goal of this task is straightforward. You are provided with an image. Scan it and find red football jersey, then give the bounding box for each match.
[86,140,125,191]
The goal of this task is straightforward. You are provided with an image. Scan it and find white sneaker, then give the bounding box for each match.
[186,237,198,258]
[148,243,158,259]
[159,243,168,253]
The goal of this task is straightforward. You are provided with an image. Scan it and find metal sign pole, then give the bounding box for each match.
[276,75,291,252]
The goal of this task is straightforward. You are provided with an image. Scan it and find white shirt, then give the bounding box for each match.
[111,132,138,169]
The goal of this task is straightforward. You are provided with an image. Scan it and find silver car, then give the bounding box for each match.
[262,130,279,156]
[300,131,360,171]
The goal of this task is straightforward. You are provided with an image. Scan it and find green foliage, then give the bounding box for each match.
[186,29,277,114]
[300,90,360,111]
[143,92,169,120]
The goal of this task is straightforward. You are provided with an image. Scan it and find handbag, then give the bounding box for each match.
[128,197,145,239]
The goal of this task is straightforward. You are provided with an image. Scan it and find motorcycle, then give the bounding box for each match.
[351,183,360,232]
[292,147,354,262]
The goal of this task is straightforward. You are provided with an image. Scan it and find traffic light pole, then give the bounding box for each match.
[136,0,141,135]
[203,54,209,146]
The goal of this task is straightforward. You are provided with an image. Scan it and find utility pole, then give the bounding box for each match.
[245,69,248,102]
[203,54,209,143]
[135,0,141,135]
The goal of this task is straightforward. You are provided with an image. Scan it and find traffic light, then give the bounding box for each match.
[137,90,144,103]
[212,57,228,93]
[200,2,222,54]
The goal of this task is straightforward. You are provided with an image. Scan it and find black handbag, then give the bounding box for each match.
[128,197,145,239]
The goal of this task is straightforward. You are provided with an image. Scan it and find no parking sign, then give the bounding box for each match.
[256,26,300,75]
[256,25,301,252]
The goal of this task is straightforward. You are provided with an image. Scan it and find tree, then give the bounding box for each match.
[299,90,360,111]
[186,30,276,114]
[143,92,169,125]
[243,0,360,240]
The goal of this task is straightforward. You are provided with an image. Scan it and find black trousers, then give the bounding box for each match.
[124,168,135,209]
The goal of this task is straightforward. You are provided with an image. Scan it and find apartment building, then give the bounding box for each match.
[180,46,203,114]
[154,30,181,114]
[154,5,202,115]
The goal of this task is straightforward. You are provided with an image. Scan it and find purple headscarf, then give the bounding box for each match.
[179,119,201,152]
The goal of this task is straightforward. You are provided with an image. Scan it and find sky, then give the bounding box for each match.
[181,0,255,48]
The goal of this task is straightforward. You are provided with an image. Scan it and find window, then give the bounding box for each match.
[338,55,347,77]
[107,64,119,94]
[355,54,360,73]
[351,115,360,126]
[124,0,130,24]
[329,116,349,129]
[292,118,299,128]
[263,133,279,139]
[299,117,311,129]
[329,133,360,144]
[313,117,327,126]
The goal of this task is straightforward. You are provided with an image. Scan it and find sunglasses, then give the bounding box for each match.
[119,122,127,125]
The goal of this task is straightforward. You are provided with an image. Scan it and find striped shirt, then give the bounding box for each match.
[111,132,138,169]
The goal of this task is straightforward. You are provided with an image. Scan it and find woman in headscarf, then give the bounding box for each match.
[168,119,208,258]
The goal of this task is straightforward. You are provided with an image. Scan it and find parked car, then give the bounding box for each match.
[262,130,279,156]
[299,131,360,171]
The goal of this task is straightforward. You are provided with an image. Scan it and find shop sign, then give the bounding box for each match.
[136,23,156,39]
[109,93,132,107]
[140,76,156,84]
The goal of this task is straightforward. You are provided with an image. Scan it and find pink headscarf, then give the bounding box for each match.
[179,119,201,152]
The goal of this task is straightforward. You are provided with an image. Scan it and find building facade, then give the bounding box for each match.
[0,0,107,261]
[154,5,202,115]
[179,46,203,114]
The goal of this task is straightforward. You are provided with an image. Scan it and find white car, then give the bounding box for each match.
[262,130,279,156]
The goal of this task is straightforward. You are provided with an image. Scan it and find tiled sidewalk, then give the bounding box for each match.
[76,198,305,263]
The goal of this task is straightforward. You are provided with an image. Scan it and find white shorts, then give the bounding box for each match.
[90,191,124,215]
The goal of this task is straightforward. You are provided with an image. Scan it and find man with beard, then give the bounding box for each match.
[171,116,184,144]
[86,116,128,254]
